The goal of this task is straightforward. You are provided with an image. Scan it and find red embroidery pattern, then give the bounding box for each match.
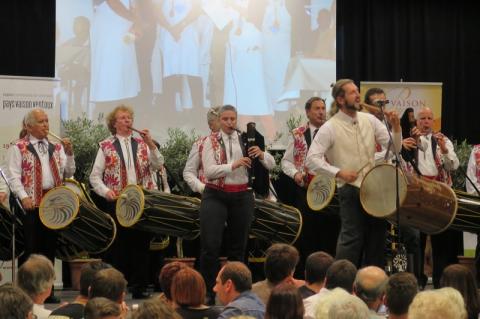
[292,123,309,174]
[100,136,155,194]
[207,131,227,188]
[16,137,63,206]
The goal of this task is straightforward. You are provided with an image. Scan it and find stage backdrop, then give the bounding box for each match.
[0,75,61,163]
[360,81,443,131]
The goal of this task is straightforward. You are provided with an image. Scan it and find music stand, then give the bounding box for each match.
[0,167,26,284]
[377,102,408,273]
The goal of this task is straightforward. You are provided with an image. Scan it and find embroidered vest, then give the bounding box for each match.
[16,137,63,206]
[194,135,210,184]
[291,123,310,174]
[206,131,247,188]
[473,144,480,183]
[99,136,155,195]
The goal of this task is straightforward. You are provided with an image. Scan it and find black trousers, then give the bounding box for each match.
[95,197,150,292]
[199,187,254,293]
[293,185,340,278]
[19,208,57,265]
[336,184,387,267]
[420,229,463,288]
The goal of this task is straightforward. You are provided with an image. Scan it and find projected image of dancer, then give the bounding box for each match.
[90,0,140,104]
[223,0,275,141]
[151,0,203,113]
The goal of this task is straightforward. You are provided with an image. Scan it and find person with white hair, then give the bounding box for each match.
[17,254,56,319]
[353,266,388,318]
[314,287,370,319]
[408,287,467,319]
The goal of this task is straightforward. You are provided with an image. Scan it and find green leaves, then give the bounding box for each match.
[62,115,110,184]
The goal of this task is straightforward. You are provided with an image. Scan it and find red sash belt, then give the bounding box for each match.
[206,183,249,193]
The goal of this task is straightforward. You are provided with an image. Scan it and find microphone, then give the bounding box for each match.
[373,99,390,107]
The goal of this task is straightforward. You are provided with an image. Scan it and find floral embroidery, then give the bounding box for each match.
[292,123,309,174]
[100,136,154,194]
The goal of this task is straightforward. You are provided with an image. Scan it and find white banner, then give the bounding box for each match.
[0,76,61,164]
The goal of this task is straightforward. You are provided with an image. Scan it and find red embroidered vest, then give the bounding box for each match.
[205,131,228,188]
[291,123,309,174]
[16,137,63,206]
[194,135,210,184]
[99,136,155,195]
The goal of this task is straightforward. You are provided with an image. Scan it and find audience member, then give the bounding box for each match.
[0,284,34,319]
[298,252,334,299]
[49,261,111,319]
[252,243,300,304]
[130,298,182,319]
[88,267,128,316]
[158,261,188,304]
[353,266,388,318]
[384,272,418,319]
[17,254,55,319]
[440,264,480,319]
[408,287,467,319]
[84,297,122,319]
[314,287,369,319]
[304,259,357,319]
[265,283,304,319]
[171,267,221,319]
[214,261,265,319]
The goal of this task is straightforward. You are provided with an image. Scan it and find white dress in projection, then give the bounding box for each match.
[90,0,140,102]
[262,0,291,111]
[151,0,201,109]
[223,1,271,116]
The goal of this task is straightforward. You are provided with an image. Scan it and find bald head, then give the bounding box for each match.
[354,266,388,306]
[417,107,434,133]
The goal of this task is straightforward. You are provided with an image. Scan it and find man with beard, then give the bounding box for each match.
[306,79,402,267]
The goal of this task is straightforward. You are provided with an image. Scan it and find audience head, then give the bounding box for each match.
[89,268,127,303]
[0,284,34,319]
[385,272,418,317]
[130,298,181,319]
[324,259,357,293]
[440,264,480,319]
[264,243,299,285]
[305,251,334,285]
[159,261,188,301]
[214,262,252,305]
[265,283,304,319]
[17,254,55,302]
[409,287,467,319]
[315,287,370,319]
[171,267,206,308]
[353,266,388,311]
[80,261,111,298]
[84,297,121,319]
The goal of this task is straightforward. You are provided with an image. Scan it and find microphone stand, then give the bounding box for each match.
[378,103,408,273]
[0,167,26,284]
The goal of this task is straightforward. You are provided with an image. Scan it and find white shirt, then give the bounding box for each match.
[183,141,207,193]
[281,123,320,179]
[303,287,331,319]
[33,303,52,319]
[202,131,275,185]
[6,136,75,200]
[89,135,164,197]
[305,110,402,187]
[417,133,459,177]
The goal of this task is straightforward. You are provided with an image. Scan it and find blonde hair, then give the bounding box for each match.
[106,105,134,134]
[408,287,467,319]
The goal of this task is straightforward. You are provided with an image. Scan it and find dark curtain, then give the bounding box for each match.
[337,0,480,143]
[0,1,55,77]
